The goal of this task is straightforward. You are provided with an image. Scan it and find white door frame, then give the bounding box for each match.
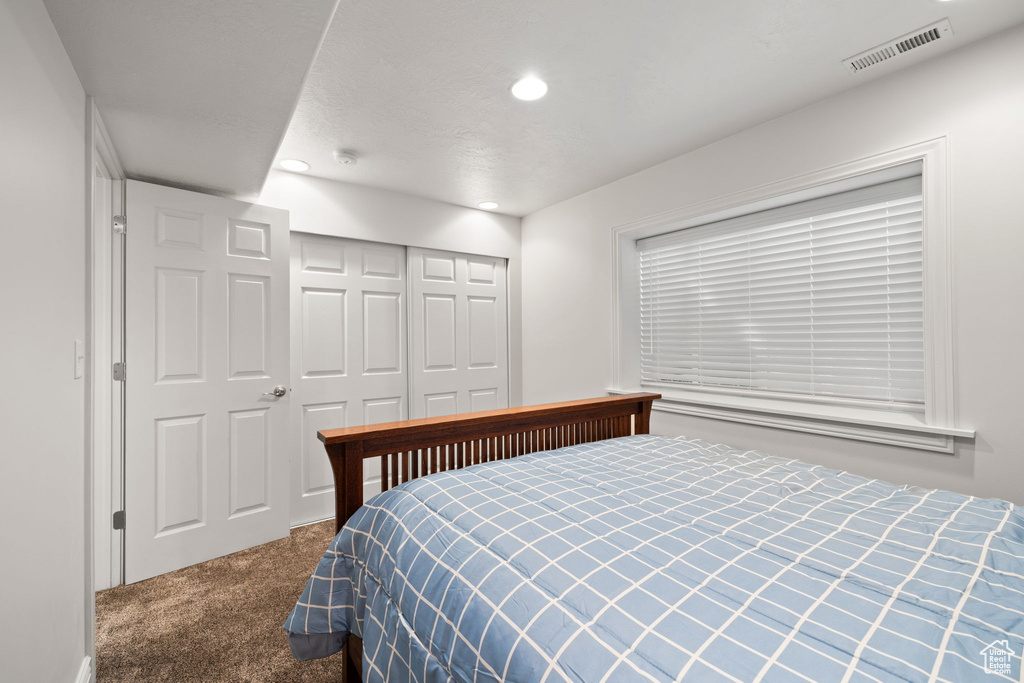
[88,100,125,592]
[86,99,124,682]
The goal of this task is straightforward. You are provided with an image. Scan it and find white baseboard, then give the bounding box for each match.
[75,656,93,683]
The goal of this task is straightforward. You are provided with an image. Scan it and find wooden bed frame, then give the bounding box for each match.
[315,392,660,680]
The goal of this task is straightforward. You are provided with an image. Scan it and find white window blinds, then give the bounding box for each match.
[638,176,924,408]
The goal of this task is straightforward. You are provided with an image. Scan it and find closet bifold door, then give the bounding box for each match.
[407,247,509,420]
[289,234,407,525]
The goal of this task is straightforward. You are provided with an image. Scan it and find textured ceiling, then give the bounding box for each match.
[44,0,339,199]
[277,0,1024,216]
[43,0,1024,213]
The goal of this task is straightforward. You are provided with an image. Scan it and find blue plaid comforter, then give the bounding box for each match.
[285,435,1024,682]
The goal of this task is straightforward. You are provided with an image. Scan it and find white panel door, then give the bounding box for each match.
[125,181,289,583]
[290,233,407,524]
[409,248,508,418]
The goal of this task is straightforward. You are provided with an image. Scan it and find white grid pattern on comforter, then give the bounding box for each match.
[285,435,1024,682]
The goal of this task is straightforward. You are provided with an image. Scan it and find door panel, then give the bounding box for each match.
[301,402,345,497]
[228,408,270,516]
[363,292,402,373]
[409,248,509,419]
[125,180,289,583]
[301,288,346,376]
[290,234,407,525]
[155,268,203,382]
[154,414,204,534]
[467,296,499,368]
[424,295,457,370]
[227,275,271,378]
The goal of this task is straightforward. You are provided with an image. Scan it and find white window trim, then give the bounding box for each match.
[610,137,973,453]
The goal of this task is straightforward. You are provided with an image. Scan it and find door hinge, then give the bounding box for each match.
[112,214,126,234]
[112,510,126,530]
[112,362,126,382]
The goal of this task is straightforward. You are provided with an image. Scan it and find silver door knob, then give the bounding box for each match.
[263,385,287,397]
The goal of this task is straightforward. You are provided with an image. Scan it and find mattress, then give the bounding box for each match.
[285,435,1024,682]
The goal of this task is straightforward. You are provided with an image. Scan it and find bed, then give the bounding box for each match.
[285,394,1024,682]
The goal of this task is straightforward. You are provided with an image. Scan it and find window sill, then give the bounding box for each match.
[606,387,974,454]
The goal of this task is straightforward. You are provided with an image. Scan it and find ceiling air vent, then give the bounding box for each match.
[843,19,953,73]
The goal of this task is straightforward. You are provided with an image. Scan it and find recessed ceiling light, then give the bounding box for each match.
[510,77,548,101]
[478,201,500,210]
[279,159,310,172]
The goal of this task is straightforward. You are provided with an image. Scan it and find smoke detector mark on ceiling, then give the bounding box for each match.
[843,19,953,73]
[335,150,359,165]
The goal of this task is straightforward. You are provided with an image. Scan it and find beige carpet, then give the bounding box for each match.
[96,520,343,682]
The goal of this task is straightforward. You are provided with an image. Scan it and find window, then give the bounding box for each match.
[638,177,924,413]
[611,141,972,452]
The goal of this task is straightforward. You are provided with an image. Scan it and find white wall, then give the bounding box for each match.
[0,0,90,680]
[522,24,1024,504]
[259,171,524,405]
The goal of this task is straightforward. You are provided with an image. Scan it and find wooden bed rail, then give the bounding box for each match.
[318,393,660,533]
